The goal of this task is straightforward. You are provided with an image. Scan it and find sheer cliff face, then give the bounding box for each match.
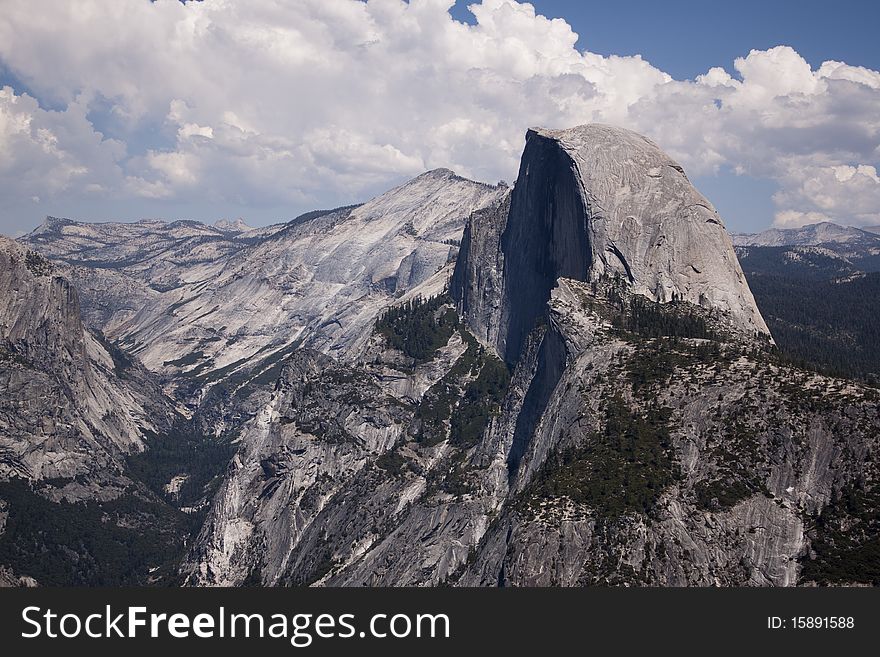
[498,132,592,363]
[488,125,769,364]
[449,193,510,349]
[0,237,175,483]
[0,239,85,380]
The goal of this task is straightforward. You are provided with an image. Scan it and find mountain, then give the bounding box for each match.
[176,125,876,586]
[733,221,880,248]
[213,218,253,233]
[22,171,506,417]
[465,124,769,364]
[733,221,880,272]
[0,236,176,479]
[6,125,879,587]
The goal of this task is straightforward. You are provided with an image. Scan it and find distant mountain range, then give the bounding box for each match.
[733,221,880,247]
[734,221,880,272]
[22,170,505,403]
[733,221,880,382]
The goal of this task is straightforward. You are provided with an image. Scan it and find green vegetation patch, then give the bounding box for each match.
[0,345,34,369]
[126,426,237,508]
[801,484,880,585]
[415,328,510,449]
[527,395,678,518]
[742,252,880,383]
[625,338,727,395]
[612,294,718,340]
[24,250,53,277]
[376,451,411,478]
[0,479,190,586]
[91,330,134,377]
[425,450,475,497]
[162,350,205,368]
[693,476,765,511]
[693,406,771,511]
[449,354,510,448]
[375,294,458,361]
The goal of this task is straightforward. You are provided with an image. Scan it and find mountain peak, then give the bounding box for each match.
[351,166,508,240]
[213,217,253,233]
[29,215,74,236]
[494,123,769,360]
[406,167,503,190]
[417,167,457,179]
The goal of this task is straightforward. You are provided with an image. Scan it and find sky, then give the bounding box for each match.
[1,0,879,236]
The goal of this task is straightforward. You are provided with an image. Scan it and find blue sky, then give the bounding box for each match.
[1,0,878,235]
[452,0,880,80]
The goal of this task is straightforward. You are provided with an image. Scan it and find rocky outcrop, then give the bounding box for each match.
[457,278,878,586]
[0,240,85,381]
[0,236,176,482]
[0,565,38,588]
[469,125,771,365]
[183,327,471,585]
[449,193,510,348]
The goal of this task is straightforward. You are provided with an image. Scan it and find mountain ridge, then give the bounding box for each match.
[19,170,507,415]
[733,221,880,248]
[3,124,879,587]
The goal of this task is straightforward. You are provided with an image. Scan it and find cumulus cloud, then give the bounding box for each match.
[0,0,878,229]
[0,86,125,198]
[772,163,880,227]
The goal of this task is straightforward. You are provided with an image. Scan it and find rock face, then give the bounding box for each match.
[1,238,84,382]
[184,342,462,585]
[0,236,176,482]
[8,124,880,587]
[177,125,877,587]
[449,193,510,348]
[0,237,207,586]
[456,278,878,586]
[493,125,769,364]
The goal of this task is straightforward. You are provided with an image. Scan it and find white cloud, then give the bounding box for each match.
[773,210,830,228]
[625,46,880,227]
[772,162,880,227]
[0,0,878,229]
[0,85,125,199]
